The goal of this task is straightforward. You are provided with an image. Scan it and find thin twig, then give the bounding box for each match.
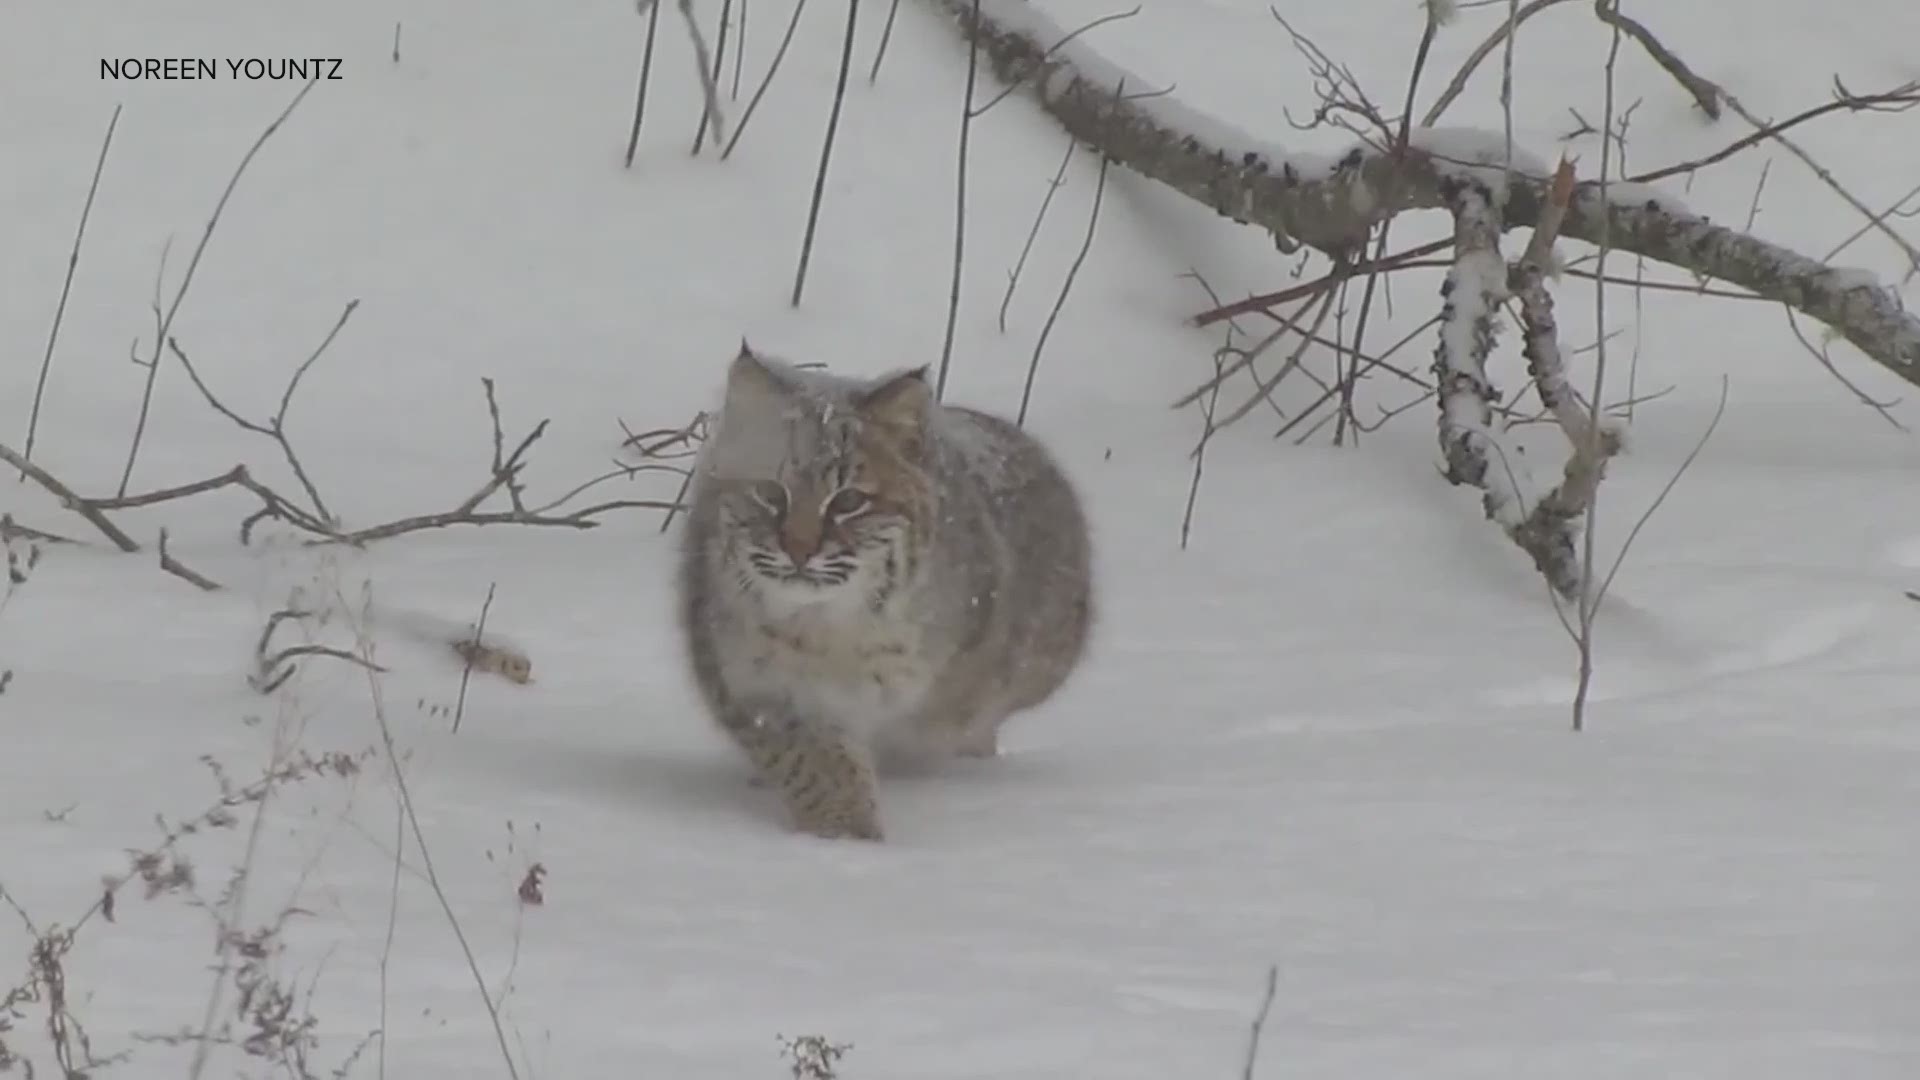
[624,0,665,167]
[1628,80,1919,185]
[721,0,812,159]
[691,0,735,153]
[350,613,522,1080]
[1240,965,1278,1080]
[1192,239,1454,327]
[1822,179,1920,264]
[731,0,748,99]
[869,0,904,84]
[118,75,320,496]
[1000,133,1076,333]
[1720,89,1920,281]
[1572,11,1627,733]
[1782,307,1907,429]
[1181,277,1235,551]
[935,0,981,402]
[791,0,860,307]
[1422,0,1578,125]
[157,529,222,592]
[450,584,497,735]
[164,296,358,527]
[968,7,1143,118]
[1592,377,1729,609]
[678,0,730,145]
[22,103,120,478]
[1017,106,1110,427]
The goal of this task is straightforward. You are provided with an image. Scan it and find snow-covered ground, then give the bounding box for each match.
[3,1,1917,1076]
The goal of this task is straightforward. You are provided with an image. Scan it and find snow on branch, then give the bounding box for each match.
[921,0,1920,388]
[1432,174,1593,597]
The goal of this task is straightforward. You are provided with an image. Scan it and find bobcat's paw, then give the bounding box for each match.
[792,805,884,842]
[954,723,1000,759]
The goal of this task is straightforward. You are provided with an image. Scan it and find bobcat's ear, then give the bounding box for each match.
[857,366,931,431]
[725,342,794,405]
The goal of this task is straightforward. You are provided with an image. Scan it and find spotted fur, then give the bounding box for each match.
[675,344,1094,840]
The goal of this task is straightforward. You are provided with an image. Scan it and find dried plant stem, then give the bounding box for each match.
[624,0,665,167]
[791,0,860,308]
[351,623,522,1080]
[934,0,981,402]
[22,104,120,478]
[117,75,319,497]
[721,0,811,159]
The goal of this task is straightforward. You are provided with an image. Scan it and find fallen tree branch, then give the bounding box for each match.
[1507,160,1623,599]
[920,0,1920,387]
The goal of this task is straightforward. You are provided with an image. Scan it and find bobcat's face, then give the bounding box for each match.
[708,348,931,608]
[723,460,909,593]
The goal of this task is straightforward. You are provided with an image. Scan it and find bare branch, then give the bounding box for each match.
[1589,0,1722,118]
[1720,88,1920,281]
[157,529,223,592]
[0,442,141,552]
[165,296,355,528]
[118,75,321,496]
[1629,81,1919,186]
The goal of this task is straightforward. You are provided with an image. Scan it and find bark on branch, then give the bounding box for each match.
[921,0,1920,388]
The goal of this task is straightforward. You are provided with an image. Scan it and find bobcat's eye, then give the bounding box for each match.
[750,481,789,517]
[824,487,871,519]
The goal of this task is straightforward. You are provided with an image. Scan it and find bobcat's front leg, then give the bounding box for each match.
[727,708,883,841]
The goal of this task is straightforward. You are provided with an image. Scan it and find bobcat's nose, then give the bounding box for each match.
[778,519,822,569]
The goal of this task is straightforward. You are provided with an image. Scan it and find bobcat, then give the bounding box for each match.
[675,344,1094,840]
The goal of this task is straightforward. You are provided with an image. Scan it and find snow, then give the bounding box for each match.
[4,1,1920,1078]
[1411,125,1554,193]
